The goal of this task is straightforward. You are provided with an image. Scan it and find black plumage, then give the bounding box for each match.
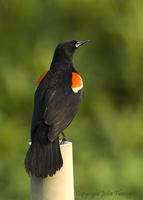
[25,40,88,178]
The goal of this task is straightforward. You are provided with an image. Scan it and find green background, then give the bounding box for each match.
[0,0,143,199]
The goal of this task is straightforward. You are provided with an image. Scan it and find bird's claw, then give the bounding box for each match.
[60,134,69,144]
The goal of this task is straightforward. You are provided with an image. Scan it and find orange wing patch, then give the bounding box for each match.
[72,72,83,93]
[36,71,48,87]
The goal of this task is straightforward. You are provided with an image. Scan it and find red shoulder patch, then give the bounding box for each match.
[72,72,83,93]
[36,71,48,87]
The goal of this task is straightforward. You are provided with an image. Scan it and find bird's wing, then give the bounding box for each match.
[31,70,83,142]
[44,88,83,142]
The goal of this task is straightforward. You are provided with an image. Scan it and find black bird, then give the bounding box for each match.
[25,40,89,178]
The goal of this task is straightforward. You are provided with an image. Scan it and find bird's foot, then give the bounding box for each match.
[60,132,69,144]
[60,139,69,145]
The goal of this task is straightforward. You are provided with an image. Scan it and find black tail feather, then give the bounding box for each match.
[25,136,63,178]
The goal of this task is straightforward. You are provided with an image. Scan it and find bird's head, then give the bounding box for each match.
[52,40,89,63]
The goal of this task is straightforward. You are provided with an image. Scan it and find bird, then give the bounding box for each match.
[25,40,89,178]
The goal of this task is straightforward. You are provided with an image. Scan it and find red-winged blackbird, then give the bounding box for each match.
[25,40,89,178]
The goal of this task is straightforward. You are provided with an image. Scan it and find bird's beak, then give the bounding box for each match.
[75,40,89,48]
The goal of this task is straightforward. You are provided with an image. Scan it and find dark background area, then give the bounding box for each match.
[0,0,143,199]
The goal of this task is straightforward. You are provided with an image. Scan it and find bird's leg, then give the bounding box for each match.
[60,132,68,144]
[62,132,68,141]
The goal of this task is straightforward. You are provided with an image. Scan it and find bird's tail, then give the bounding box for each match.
[24,136,63,178]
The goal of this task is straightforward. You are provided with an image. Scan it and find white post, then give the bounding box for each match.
[30,141,74,200]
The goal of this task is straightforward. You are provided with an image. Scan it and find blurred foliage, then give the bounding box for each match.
[0,0,143,199]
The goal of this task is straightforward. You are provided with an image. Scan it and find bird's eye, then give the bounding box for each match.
[70,43,74,47]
